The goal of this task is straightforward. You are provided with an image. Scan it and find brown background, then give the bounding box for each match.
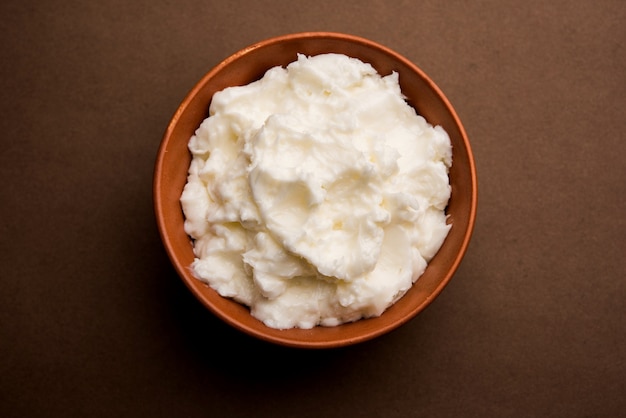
[1,0,624,417]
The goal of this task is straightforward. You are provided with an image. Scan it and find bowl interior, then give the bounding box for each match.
[154,32,477,349]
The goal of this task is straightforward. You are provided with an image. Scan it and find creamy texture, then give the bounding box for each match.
[181,53,452,329]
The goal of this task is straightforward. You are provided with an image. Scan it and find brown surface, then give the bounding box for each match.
[1,0,624,416]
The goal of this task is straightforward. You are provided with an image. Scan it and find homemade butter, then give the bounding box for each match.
[181,53,452,329]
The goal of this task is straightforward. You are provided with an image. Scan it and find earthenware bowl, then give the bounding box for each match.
[154,32,477,349]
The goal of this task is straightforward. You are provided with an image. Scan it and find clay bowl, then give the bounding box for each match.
[154,32,477,349]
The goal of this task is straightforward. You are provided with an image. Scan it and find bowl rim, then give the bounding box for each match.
[154,31,477,349]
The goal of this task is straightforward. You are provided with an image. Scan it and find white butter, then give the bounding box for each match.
[181,53,452,329]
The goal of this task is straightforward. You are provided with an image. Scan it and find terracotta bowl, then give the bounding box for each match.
[154,32,477,349]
